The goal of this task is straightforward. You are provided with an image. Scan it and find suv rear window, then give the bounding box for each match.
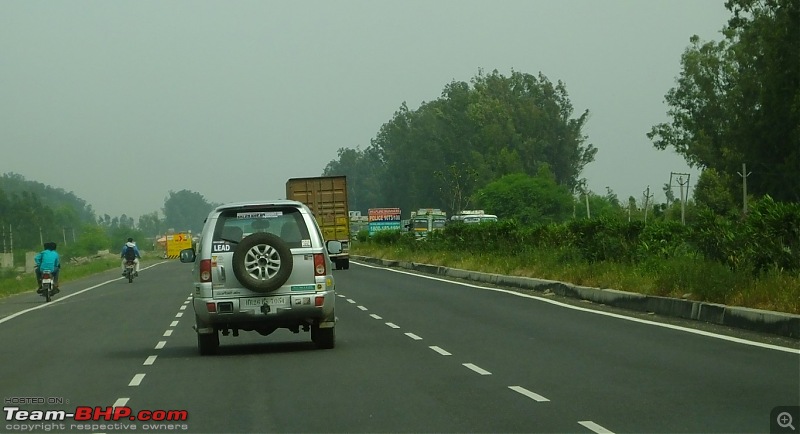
[213,206,310,248]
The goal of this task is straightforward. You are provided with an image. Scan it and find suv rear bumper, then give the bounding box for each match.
[193,291,335,333]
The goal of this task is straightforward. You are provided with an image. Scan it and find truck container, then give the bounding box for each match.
[286,176,350,269]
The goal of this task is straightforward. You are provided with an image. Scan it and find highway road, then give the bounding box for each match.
[1,260,798,433]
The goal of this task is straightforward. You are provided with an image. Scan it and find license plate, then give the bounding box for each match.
[241,296,287,308]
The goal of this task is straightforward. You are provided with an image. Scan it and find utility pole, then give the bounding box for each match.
[669,172,691,222]
[583,181,591,219]
[677,175,689,225]
[737,163,751,216]
[643,186,653,224]
[39,226,43,246]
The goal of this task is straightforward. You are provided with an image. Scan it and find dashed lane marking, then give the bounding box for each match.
[429,346,451,356]
[509,386,549,402]
[463,363,492,375]
[128,374,145,387]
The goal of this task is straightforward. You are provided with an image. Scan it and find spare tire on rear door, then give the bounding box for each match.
[232,232,293,292]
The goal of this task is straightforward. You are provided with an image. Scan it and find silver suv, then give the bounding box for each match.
[179,200,341,355]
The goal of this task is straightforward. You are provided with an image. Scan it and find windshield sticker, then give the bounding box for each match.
[301,239,311,248]
[237,211,282,219]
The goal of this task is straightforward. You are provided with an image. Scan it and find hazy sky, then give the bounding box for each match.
[1,0,730,220]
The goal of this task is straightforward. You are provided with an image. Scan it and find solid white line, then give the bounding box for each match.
[163,330,173,337]
[170,320,179,327]
[155,341,166,350]
[112,398,129,408]
[179,305,187,310]
[386,322,400,329]
[463,363,492,375]
[346,299,356,304]
[578,421,614,434]
[128,374,145,386]
[429,346,451,356]
[353,262,800,354]
[0,263,170,325]
[143,355,157,366]
[405,332,423,340]
[175,312,184,318]
[357,305,368,311]
[509,386,549,402]
[369,314,383,320]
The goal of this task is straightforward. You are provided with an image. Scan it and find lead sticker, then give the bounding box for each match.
[212,241,233,253]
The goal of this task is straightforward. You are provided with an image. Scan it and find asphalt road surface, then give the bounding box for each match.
[1,260,798,433]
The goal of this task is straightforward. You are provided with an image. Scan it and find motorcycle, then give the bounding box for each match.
[123,260,137,283]
[39,269,57,302]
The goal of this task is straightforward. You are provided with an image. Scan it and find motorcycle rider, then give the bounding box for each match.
[121,237,141,276]
[35,241,61,295]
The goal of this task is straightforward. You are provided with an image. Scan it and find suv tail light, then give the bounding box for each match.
[199,259,212,282]
[313,254,326,276]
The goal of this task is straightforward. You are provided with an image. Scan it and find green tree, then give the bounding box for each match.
[163,190,218,234]
[137,211,165,237]
[694,168,737,216]
[340,69,594,216]
[648,0,800,201]
[473,166,573,225]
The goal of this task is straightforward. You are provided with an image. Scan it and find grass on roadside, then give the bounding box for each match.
[0,254,159,299]
[350,243,800,315]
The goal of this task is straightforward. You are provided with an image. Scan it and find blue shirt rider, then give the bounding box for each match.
[121,237,141,276]
[35,241,61,294]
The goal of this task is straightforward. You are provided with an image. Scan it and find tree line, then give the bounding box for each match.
[0,173,218,260]
[324,0,798,222]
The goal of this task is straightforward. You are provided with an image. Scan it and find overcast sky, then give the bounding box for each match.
[1,0,730,220]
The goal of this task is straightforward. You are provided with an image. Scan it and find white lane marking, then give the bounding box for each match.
[429,346,451,356]
[144,355,157,366]
[112,398,129,408]
[0,263,169,325]
[578,421,614,434]
[346,299,356,304]
[155,341,166,350]
[405,332,423,340]
[353,262,800,354]
[186,296,192,300]
[183,300,190,305]
[369,314,383,320]
[509,386,549,402]
[463,363,492,375]
[357,305,368,311]
[337,294,346,298]
[179,305,187,310]
[129,374,146,386]
[163,330,173,337]
[170,320,179,327]
[175,312,184,318]
[386,322,400,329]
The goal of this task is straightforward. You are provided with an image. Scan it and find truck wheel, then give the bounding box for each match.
[232,233,293,292]
[343,258,350,270]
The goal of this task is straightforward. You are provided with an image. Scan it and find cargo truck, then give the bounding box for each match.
[286,176,350,270]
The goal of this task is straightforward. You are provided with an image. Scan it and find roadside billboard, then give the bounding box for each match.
[368,208,402,235]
